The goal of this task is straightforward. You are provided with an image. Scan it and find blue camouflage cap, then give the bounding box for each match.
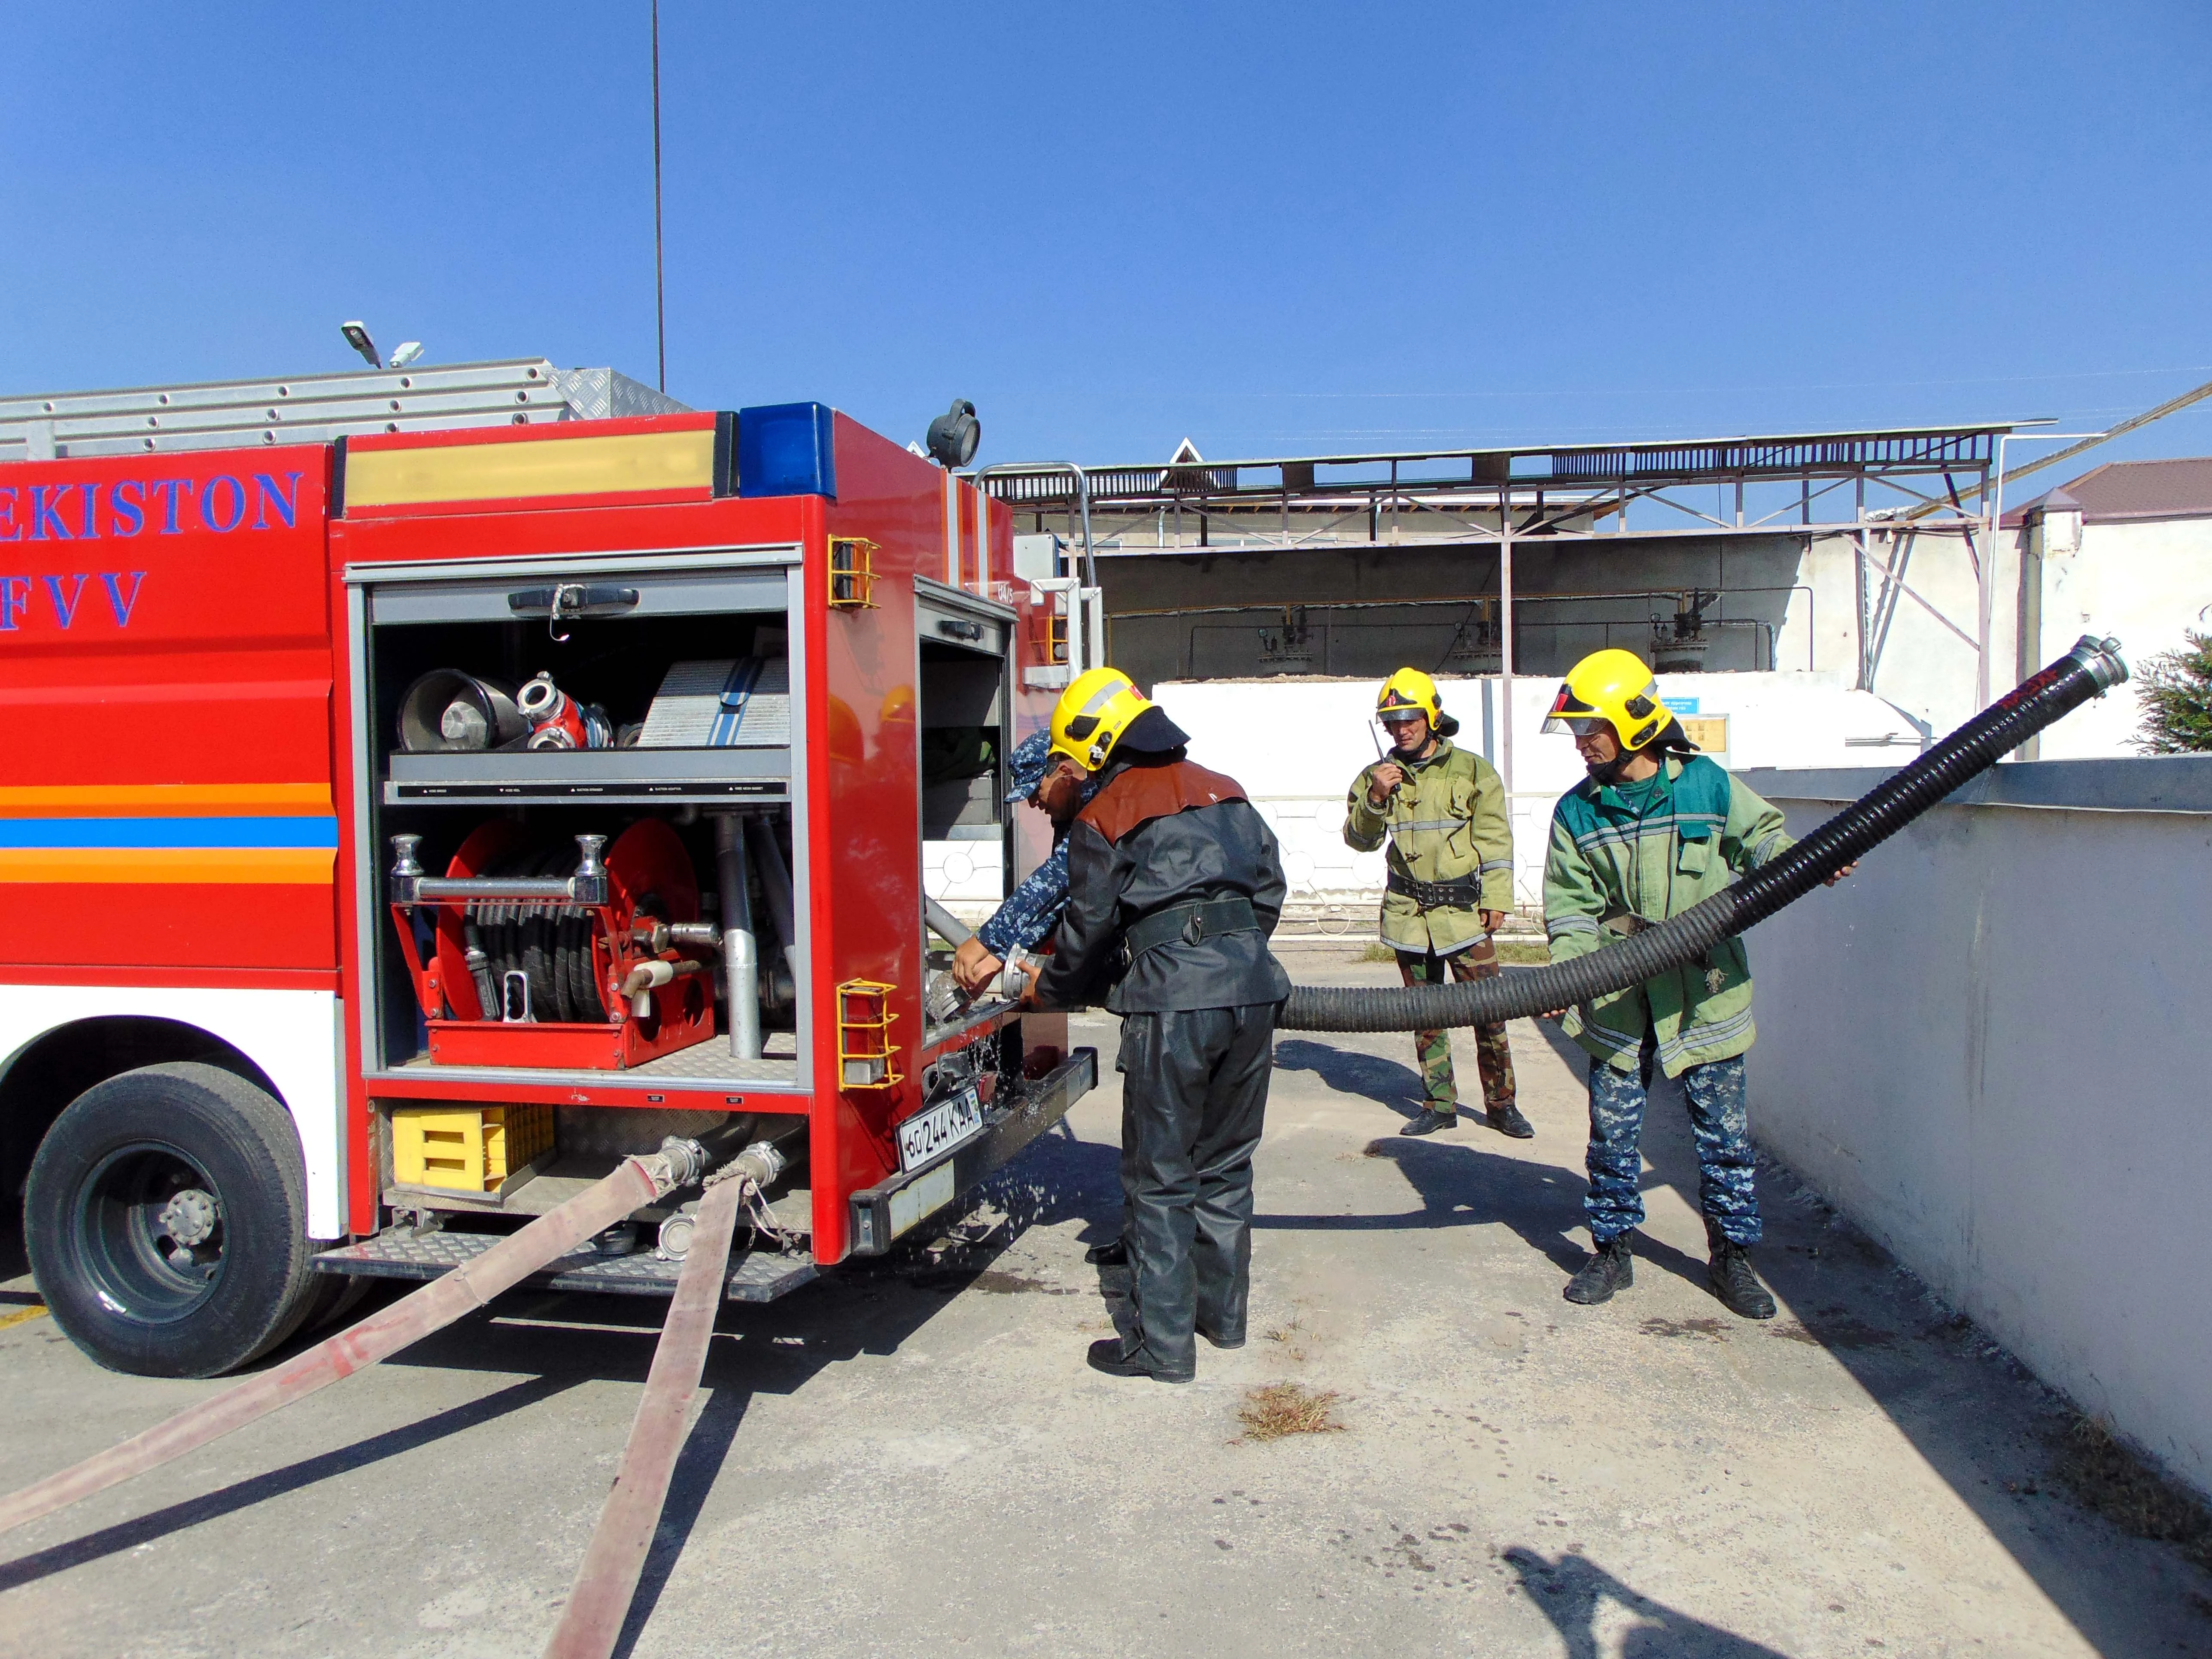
[1003,730,1055,802]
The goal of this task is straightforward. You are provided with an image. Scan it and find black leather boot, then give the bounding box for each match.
[1086,1336,1194,1382]
[1399,1107,1457,1136]
[1485,1101,1535,1139]
[1706,1220,1776,1320]
[1563,1233,1633,1304]
[1084,1237,1128,1267]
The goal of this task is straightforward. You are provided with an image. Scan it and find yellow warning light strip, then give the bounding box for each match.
[345,428,719,510]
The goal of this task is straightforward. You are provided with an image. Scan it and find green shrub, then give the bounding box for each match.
[2133,629,2212,754]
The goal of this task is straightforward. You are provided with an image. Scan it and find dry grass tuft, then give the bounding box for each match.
[1238,1382,1346,1442]
[2048,1414,2212,1571]
[1356,940,1398,963]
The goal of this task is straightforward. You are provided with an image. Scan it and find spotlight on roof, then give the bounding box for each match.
[388,341,425,369]
[925,398,980,469]
[340,321,382,369]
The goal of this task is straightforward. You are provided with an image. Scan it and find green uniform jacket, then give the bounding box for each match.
[1542,755,1793,1078]
[1343,739,1513,956]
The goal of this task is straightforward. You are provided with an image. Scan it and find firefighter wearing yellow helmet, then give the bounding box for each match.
[1343,667,1528,1141]
[1540,647,1852,1321]
[1030,667,1291,1385]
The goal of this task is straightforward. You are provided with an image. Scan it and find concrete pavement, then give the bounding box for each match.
[1,942,2206,1657]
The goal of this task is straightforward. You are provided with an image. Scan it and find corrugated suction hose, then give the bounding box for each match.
[1279,635,2128,1034]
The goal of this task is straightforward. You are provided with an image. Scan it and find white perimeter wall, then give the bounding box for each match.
[1157,672,1921,920]
[1739,757,2212,1498]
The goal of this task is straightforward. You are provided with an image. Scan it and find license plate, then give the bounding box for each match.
[898,1085,987,1174]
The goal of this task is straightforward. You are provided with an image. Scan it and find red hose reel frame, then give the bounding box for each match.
[389,818,716,1070]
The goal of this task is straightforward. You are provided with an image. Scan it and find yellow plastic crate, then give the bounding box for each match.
[391,1103,554,1194]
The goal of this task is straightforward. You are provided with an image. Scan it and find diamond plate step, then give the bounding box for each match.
[312,1228,816,1303]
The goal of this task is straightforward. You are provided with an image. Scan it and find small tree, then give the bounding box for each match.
[2133,629,2212,754]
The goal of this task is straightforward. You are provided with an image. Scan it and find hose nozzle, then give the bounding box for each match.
[2068,635,2129,693]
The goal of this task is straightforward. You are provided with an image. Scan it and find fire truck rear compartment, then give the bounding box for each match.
[356,558,809,1094]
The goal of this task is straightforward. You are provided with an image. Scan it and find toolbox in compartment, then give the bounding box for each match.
[354,556,808,1086]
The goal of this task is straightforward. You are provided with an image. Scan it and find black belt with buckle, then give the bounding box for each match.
[1386,870,1484,912]
[1119,896,1260,966]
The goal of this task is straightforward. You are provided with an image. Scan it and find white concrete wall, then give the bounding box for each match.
[2027,517,2212,759]
[1738,757,2212,1499]
[1158,671,1921,921]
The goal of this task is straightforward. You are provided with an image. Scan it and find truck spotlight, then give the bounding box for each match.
[389,341,425,369]
[925,398,980,469]
[340,321,382,369]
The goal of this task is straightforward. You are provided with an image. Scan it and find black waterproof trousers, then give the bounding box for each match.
[1117,1003,1276,1376]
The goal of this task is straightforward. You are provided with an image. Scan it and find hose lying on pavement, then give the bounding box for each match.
[1278,635,2129,1034]
[0,1136,785,1540]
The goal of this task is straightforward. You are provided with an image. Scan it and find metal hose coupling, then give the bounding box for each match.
[1277,635,2129,1035]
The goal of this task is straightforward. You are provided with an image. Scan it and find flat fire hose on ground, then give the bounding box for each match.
[543,1172,745,1659]
[0,1138,723,1539]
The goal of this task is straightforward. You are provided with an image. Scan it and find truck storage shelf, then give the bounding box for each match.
[313,1228,818,1303]
[384,745,790,804]
[389,1031,802,1088]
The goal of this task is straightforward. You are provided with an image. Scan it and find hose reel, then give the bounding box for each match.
[387,818,716,1069]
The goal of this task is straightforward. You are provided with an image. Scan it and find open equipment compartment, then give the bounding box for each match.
[346,547,813,1096]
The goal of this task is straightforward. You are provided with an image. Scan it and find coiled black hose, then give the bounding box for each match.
[1279,635,2128,1033]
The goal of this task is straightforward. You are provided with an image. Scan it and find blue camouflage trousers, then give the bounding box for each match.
[1584,1044,1760,1247]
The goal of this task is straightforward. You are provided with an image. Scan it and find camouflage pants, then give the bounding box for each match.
[1397,938,1515,1112]
[1584,1044,1759,1246]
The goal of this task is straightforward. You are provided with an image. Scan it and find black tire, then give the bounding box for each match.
[25,1061,317,1378]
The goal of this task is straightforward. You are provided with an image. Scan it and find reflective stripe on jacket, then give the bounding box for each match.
[1343,739,1512,956]
[1540,754,1792,1078]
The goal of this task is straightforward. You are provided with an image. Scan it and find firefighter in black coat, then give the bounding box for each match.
[1026,669,1291,1383]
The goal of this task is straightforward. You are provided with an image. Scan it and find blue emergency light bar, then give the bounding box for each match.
[736,402,837,501]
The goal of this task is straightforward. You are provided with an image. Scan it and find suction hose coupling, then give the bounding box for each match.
[1277,635,2128,1036]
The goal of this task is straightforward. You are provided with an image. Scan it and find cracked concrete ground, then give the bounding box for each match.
[2,941,2207,1657]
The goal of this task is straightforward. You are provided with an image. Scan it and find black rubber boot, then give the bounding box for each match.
[1563,1233,1633,1304]
[1084,1237,1128,1267]
[1399,1107,1457,1137]
[1706,1221,1776,1320]
[1086,1337,1194,1382]
[1485,1101,1535,1139]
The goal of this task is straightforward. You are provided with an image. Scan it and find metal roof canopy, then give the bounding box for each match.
[978,419,2028,540]
[0,359,689,464]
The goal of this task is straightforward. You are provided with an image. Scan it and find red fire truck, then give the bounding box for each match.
[0,361,1096,1379]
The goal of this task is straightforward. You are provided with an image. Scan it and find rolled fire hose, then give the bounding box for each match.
[1278,635,2129,1034]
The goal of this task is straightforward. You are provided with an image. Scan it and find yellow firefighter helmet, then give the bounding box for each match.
[1049,667,1150,770]
[1544,648,1668,751]
[1375,666,1443,727]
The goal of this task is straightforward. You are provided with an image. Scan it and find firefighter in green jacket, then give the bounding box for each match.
[1344,668,1530,1139]
[1539,648,1851,1319]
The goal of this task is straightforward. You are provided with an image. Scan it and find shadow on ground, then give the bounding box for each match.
[1504,1547,1790,1658]
[1282,1018,2212,1657]
[0,1118,1130,1658]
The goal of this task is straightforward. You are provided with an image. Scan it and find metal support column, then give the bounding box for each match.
[1498,483,1515,799]
[1853,474,1871,691]
[1973,462,1994,709]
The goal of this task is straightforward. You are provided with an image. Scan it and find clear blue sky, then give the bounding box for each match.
[6,2,2209,475]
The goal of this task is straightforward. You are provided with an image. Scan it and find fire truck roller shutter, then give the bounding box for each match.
[25,1061,321,1378]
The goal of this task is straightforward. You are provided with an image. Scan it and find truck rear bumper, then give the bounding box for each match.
[311,1228,817,1303]
[846,1045,1097,1256]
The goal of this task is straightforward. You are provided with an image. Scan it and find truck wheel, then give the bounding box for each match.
[25,1062,317,1379]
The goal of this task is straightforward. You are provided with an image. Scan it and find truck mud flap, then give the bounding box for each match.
[847,1045,1097,1256]
[312,1231,816,1303]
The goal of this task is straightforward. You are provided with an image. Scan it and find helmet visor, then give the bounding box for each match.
[1543,714,1610,738]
